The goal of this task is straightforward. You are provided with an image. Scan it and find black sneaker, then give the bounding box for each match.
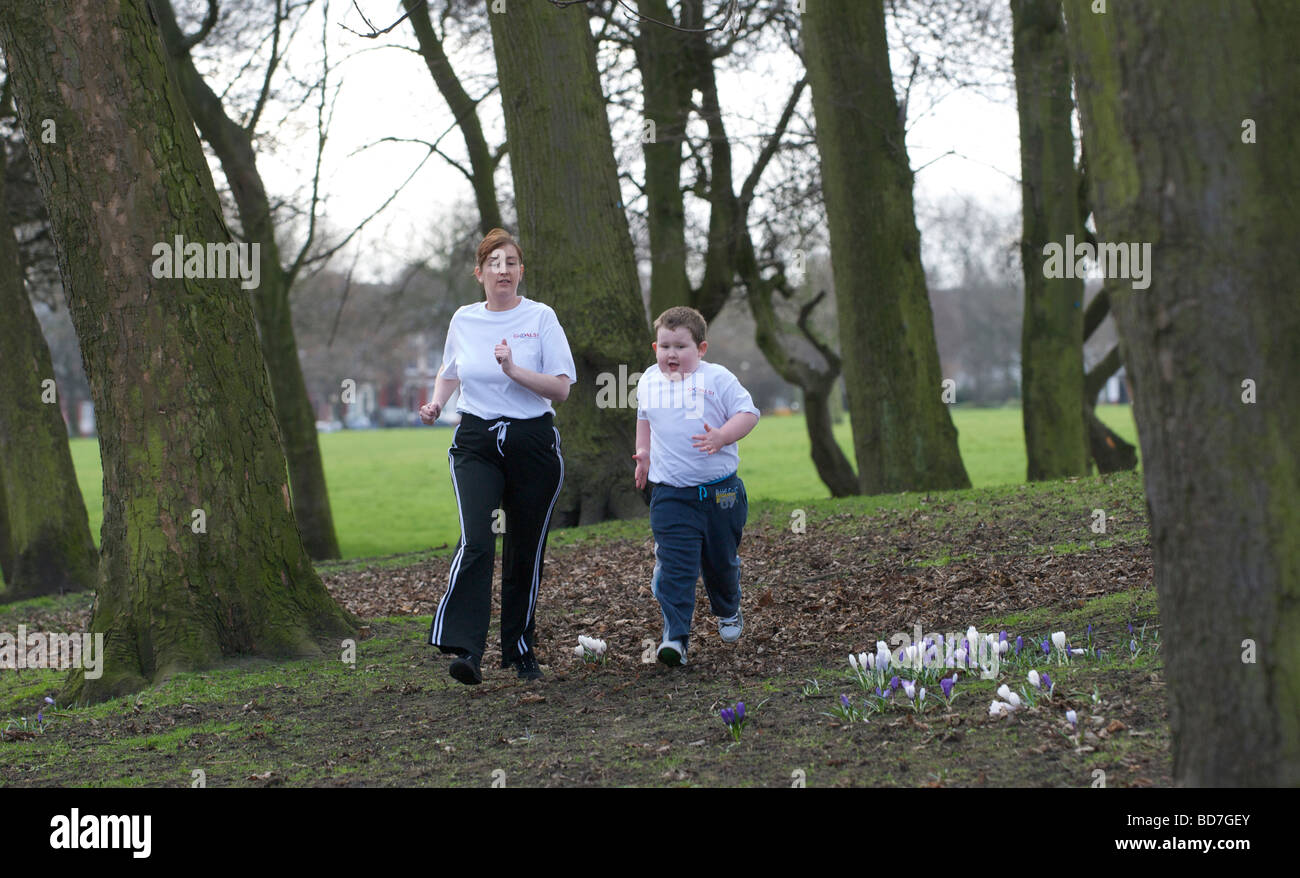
[449,652,482,685]
[511,653,543,681]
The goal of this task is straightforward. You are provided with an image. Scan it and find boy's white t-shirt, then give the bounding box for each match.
[439,297,577,419]
[636,361,760,487]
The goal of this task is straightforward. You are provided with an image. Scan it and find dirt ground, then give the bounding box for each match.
[1,474,1169,787]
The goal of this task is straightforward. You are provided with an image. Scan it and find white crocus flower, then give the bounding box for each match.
[967,626,979,644]
[577,635,606,656]
[859,652,871,672]
[1066,709,1078,726]
[1005,691,1021,707]
[574,644,586,657]
[849,654,859,673]
[1051,631,1067,651]
[997,684,1013,700]
[1028,670,1040,689]
[902,680,916,699]
[989,700,1008,717]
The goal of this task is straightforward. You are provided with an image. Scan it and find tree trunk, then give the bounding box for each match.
[487,0,649,525]
[0,0,356,702]
[742,244,857,497]
[0,138,98,600]
[635,0,693,320]
[154,0,342,561]
[1064,0,1300,785]
[1011,0,1089,481]
[801,1,970,494]
[403,0,502,236]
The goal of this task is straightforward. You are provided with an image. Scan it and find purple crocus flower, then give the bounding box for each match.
[1128,621,1134,634]
[1015,635,1023,656]
[1000,630,1007,643]
[889,675,901,691]
[36,709,43,723]
[1040,672,1053,692]
[735,702,745,721]
[44,697,55,705]
[940,676,954,699]
[1130,639,1138,654]
[1086,624,1093,638]
[840,694,851,709]
[1041,638,1051,655]
[720,707,735,725]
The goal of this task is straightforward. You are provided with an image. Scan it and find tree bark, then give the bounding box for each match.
[801,0,970,494]
[0,141,98,600]
[1011,0,1089,481]
[1064,0,1300,785]
[403,0,503,236]
[635,0,693,320]
[487,0,649,525]
[154,0,342,561]
[0,0,356,702]
[627,4,853,496]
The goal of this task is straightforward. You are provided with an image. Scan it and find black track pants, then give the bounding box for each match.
[428,412,564,663]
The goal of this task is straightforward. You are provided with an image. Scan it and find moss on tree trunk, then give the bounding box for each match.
[0,0,356,702]
[0,137,98,601]
[487,0,650,525]
[802,0,970,494]
[1012,0,1089,481]
[153,0,341,561]
[1065,0,1300,785]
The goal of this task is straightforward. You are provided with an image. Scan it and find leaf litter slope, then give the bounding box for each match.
[1,472,1168,786]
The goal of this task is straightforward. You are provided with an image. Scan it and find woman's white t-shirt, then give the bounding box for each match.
[439,297,577,419]
[636,361,760,487]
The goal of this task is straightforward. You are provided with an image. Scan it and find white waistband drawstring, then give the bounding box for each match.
[488,420,511,455]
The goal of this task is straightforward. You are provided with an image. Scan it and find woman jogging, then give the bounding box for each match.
[419,228,575,685]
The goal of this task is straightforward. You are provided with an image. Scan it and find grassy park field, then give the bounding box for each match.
[62,405,1139,560]
[1,404,1169,788]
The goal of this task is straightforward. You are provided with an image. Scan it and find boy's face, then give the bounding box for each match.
[653,325,706,377]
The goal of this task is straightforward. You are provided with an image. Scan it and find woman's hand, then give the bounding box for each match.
[632,447,649,489]
[419,401,442,425]
[494,338,515,376]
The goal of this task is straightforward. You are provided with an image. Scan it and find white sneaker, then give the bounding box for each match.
[718,608,743,643]
[657,639,687,667]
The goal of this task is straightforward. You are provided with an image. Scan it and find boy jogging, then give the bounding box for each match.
[632,307,760,666]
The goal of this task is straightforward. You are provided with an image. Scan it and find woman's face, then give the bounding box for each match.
[475,245,523,298]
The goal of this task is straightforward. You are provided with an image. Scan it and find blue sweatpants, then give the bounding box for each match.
[649,474,748,649]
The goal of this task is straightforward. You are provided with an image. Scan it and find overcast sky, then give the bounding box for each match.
[223,1,1024,286]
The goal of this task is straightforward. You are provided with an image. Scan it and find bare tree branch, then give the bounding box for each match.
[340,0,413,37]
[247,0,286,134]
[178,0,221,52]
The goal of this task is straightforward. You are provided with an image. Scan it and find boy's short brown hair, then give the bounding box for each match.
[653,306,707,346]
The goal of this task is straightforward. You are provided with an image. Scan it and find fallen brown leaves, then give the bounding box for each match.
[321,518,1152,678]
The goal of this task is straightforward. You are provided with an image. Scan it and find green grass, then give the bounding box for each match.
[64,404,1138,561]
